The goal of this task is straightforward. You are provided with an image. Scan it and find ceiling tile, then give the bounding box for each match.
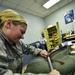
[26,9,37,15]
[68,0,73,2]
[0,0,2,4]
[18,0,35,8]
[16,6,27,12]
[49,4,59,12]
[0,0,73,18]
[28,2,41,11]
[42,10,51,16]
[36,7,46,13]
[26,9,43,17]
[57,0,71,8]
[4,0,21,4]
[36,0,49,5]
[2,0,17,8]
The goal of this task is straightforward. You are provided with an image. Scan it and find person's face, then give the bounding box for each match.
[10,24,27,43]
[6,20,27,43]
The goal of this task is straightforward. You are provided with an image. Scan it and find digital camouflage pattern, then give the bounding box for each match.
[0,29,50,75]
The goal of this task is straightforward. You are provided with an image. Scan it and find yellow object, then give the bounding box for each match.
[22,65,27,74]
[66,31,70,36]
[64,34,75,38]
[0,9,27,24]
[43,22,61,51]
[71,46,75,50]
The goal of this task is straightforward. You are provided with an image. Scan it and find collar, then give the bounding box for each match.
[0,29,16,46]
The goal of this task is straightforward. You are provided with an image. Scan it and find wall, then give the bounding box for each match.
[0,6,45,44]
[44,0,75,33]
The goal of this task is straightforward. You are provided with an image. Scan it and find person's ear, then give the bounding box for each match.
[5,19,12,28]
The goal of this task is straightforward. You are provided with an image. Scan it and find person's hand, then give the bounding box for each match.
[49,69,61,75]
[39,50,48,57]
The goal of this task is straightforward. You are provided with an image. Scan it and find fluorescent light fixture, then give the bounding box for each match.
[43,0,60,9]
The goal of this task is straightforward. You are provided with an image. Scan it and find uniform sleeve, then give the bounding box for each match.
[20,41,42,56]
[0,43,8,75]
[0,42,50,75]
[0,41,20,75]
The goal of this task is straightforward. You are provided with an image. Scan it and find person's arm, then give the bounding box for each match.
[0,42,48,75]
[0,55,49,75]
[0,40,21,75]
[0,42,60,75]
[20,41,48,57]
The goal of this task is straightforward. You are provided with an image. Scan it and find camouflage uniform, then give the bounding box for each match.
[0,29,50,75]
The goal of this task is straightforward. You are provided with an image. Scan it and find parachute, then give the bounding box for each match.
[24,42,75,75]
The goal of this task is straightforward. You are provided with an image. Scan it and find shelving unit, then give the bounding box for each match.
[43,22,62,51]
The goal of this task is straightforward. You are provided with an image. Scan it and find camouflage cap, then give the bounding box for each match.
[0,9,27,25]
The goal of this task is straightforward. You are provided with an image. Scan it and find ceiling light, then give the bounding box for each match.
[43,0,60,9]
